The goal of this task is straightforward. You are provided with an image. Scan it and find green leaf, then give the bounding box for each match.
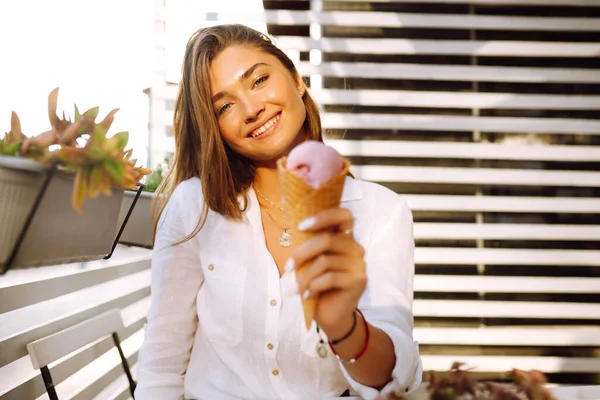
[74,104,82,121]
[83,106,99,121]
[115,131,128,150]
[91,124,106,146]
[103,158,125,184]
[88,145,105,161]
[5,141,20,155]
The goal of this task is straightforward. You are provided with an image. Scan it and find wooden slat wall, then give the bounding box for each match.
[151,0,600,383]
[311,0,600,382]
[0,248,151,400]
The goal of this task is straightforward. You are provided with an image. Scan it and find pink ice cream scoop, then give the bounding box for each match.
[286,141,345,189]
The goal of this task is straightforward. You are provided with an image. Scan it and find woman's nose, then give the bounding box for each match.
[242,95,265,124]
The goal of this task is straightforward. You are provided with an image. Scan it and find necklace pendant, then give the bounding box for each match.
[278,230,292,248]
[316,341,328,358]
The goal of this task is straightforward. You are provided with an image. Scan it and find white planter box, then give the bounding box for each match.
[117,191,154,249]
[0,156,124,273]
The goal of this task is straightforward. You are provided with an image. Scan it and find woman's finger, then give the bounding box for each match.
[297,207,354,233]
[336,215,354,237]
[285,233,364,273]
[296,254,359,295]
[307,270,366,296]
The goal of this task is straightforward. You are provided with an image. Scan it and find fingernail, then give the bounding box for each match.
[284,257,295,273]
[302,289,311,299]
[298,217,316,231]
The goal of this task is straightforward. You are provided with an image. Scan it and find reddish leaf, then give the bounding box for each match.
[72,167,88,213]
[98,108,119,132]
[47,88,60,128]
[56,147,90,166]
[60,121,82,144]
[88,166,105,198]
[9,111,24,141]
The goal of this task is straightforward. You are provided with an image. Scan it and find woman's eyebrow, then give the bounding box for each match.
[212,62,271,103]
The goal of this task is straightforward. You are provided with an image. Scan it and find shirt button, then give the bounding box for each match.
[272,369,279,376]
[208,264,214,271]
[270,299,277,307]
[267,343,274,350]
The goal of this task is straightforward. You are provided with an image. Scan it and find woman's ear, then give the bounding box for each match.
[296,74,306,96]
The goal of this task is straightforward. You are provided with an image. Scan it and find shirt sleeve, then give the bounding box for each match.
[340,196,423,400]
[134,182,205,400]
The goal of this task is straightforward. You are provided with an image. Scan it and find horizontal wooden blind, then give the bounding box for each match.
[263,0,600,383]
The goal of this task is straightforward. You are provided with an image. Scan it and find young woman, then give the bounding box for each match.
[135,24,422,400]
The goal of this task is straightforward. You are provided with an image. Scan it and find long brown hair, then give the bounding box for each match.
[152,24,324,245]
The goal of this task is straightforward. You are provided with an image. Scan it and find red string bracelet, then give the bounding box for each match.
[329,308,370,364]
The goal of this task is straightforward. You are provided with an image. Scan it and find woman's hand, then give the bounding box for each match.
[288,207,367,338]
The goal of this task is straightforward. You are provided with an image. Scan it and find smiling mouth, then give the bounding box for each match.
[249,113,281,138]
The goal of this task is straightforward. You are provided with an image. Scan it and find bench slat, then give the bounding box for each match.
[0,257,150,315]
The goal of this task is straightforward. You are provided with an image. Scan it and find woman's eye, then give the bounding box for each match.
[217,103,231,116]
[254,75,269,87]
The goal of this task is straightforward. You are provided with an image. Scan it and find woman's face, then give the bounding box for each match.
[209,45,307,165]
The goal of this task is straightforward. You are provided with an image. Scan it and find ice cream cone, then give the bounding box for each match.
[277,156,351,330]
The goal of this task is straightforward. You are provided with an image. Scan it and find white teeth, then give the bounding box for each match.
[250,114,280,138]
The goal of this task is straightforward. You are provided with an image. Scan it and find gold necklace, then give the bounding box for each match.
[254,185,285,213]
[253,186,292,248]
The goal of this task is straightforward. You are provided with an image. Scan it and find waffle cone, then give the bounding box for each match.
[277,156,351,330]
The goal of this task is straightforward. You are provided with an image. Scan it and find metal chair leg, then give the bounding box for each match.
[40,365,59,400]
[112,332,137,398]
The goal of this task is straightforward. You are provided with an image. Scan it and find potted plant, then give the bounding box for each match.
[0,88,151,274]
[418,362,557,400]
[116,156,170,249]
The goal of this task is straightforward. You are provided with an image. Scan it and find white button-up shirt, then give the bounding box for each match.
[135,176,423,400]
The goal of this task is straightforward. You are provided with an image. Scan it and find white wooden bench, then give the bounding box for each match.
[0,248,151,400]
